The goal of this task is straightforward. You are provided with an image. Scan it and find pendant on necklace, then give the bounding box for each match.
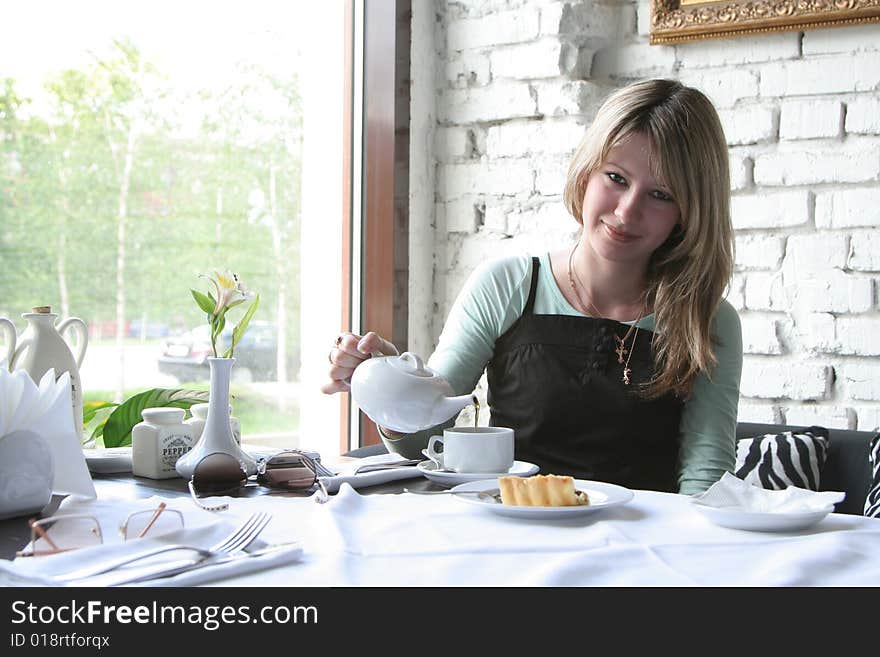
[614,335,627,364]
[622,367,632,385]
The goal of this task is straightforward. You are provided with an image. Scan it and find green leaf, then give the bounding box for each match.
[91,421,107,441]
[225,294,259,358]
[191,289,216,315]
[83,400,117,425]
[102,388,210,448]
[83,402,119,447]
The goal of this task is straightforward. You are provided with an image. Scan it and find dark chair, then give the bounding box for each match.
[736,422,874,516]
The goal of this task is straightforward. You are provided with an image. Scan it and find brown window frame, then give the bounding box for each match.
[340,0,411,453]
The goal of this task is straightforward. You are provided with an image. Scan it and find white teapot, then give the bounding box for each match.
[350,352,475,434]
[10,307,88,440]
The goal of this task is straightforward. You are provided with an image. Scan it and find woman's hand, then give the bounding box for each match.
[320,331,399,394]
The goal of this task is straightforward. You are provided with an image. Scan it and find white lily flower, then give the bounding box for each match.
[201,270,252,315]
[194,268,260,359]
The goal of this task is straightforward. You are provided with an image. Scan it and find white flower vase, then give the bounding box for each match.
[175,357,256,479]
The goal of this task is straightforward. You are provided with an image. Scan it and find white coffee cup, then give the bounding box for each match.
[425,426,514,473]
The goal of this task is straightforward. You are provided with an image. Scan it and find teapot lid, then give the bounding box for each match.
[388,352,434,378]
[33,306,52,314]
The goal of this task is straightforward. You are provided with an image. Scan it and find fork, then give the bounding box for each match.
[55,512,272,582]
[403,487,501,502]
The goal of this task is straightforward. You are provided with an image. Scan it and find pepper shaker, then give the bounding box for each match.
[132,408,194,479]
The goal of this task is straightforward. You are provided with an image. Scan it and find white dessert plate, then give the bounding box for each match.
[690,501,832,532]
[452,478,634,519]
[83,447,133,474]
[417,460,539,487]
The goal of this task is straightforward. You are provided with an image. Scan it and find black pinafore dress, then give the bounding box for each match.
[486,258,684,493]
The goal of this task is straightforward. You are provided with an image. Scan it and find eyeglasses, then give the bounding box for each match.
[17,503,183,557]
[188,450,329,512]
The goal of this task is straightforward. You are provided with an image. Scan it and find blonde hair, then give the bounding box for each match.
[563,79,733,399]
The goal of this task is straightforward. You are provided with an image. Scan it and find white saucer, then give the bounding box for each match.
[83,447,133,474]
[452,478,634,519]
[417,460,539,487]
[690,501,832,532]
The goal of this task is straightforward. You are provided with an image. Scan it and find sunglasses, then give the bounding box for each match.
[188,450,329,511]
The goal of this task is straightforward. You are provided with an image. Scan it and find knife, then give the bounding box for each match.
[353,459,423,474]
[71,542,302,587]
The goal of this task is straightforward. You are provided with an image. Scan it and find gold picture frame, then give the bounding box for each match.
[650,0,880,45]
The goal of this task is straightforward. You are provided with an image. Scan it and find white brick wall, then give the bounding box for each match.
[447,9,540,51]
[677,69,759,108]
[779,99,843,140]
[490,39,565,80]
[719,105,777,146]
[740,359,830,400]
[439,83,537,123]
[758,53,880,96]
[737,403,780,424]
[783,405,855,430]
[789,271,873,314]
[740,315,784,355]
[848,231,880,272]
[855,407,880,432]
[846,97,880,134]
[842,364,880,401]
[815,188,880,228]
[730,190,811,230]
[754,145,880,186]
[486,120,585,157]
[735,235,784,270]
[414,0,880,432]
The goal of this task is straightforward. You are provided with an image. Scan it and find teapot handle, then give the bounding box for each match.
[398,352,425,371]
[56,317,89,368]
[10,337,31,370]
[0,318,17,370]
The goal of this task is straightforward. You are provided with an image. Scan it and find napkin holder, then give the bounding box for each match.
[0,430,55,520]
[0,365,95,519]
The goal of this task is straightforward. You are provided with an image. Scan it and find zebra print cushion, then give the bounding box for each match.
[864,434,880,518]
[734,427,830,490]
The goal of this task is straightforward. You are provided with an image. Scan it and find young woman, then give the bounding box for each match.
[323,79,742,495]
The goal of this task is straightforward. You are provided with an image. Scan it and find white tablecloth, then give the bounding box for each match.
[199,484,880,586]
[7,484,880,586]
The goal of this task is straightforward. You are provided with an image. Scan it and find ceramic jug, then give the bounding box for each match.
[349,351,475,434]
[10,306,88,440]
[0,317,16,368]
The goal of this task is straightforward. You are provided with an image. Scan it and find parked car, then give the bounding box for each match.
[158,321,279,383]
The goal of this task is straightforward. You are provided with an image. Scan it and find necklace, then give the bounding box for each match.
[567,243,646,385]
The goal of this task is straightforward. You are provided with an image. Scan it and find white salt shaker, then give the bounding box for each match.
[186,402,241,445]
[132,408,194,479]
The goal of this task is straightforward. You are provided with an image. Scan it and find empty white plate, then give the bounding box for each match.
[690,501,833,532]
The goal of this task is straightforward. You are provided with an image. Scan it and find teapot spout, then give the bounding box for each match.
[435,393,478,424]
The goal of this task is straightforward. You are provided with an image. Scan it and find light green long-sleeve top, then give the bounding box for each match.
[381,252,743,495]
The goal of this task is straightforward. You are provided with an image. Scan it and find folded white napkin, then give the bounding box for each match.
[0,367,95,500]
[691,472,845,513]
[0,500,303,587]
[319,453,424,493]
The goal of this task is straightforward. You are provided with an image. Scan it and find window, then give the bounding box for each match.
[0,1,348,455]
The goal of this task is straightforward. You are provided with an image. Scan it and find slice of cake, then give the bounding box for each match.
[498,474,590,507]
